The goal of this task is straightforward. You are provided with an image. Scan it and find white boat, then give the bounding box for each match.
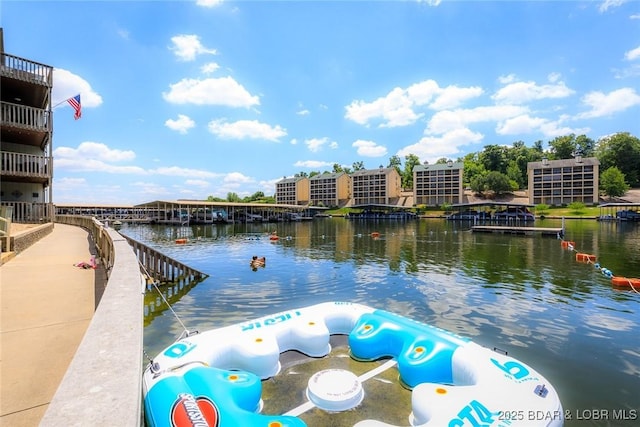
[143,302,563,427]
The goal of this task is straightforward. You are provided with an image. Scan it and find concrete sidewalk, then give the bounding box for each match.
[0,223,99,427]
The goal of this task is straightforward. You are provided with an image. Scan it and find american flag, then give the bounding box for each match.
[67,94,82,120]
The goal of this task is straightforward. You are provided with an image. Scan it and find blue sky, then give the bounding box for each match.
[3,0,640,205]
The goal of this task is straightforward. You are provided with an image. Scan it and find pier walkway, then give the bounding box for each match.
[0,224,101,427]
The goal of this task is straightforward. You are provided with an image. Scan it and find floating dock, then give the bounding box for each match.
[471,225,563,236]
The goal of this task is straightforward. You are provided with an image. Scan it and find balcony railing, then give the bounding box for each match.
[1,151,52,179]
[0,53,53,86]
[0,102,51,132]
[0,201,53,223]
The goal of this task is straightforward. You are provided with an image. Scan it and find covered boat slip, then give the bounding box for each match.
[55,200,324,225]
[142,302,563,427]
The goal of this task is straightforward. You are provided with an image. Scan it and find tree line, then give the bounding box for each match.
[297,131,640,199]
[210,132,640,203]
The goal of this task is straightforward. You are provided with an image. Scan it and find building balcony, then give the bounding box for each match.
[1,151,52,183]
[1,53,53,87]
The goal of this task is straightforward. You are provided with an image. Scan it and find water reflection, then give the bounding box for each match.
[124,219,640,427]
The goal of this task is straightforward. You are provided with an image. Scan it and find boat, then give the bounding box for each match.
[142,302,563,427]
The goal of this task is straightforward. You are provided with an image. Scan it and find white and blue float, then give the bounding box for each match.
[143,302,563,427]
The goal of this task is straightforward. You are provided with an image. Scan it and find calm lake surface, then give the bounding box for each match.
[124,218,640,427]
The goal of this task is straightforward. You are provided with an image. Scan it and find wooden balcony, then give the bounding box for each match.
[1,151,52,183]
[1,53,53,87]
[1,102,51,132]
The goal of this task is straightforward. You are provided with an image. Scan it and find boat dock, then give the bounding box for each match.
[471,225,563,236]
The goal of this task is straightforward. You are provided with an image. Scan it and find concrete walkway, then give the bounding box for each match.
[0,224,98,427]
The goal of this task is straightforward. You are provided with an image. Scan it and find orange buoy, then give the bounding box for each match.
[561,241,575,249]
[269,235,279,241]
[175,238,187,244]
[611,277,640,288]
[575,253,596,263]
[371,232,380,238]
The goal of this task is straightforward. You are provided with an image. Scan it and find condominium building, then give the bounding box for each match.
[0,29,54,224]
[413,161,464,206]
[351,167,401,206]
[309,172,351,208]
[275,176,310,205]
[527,156,600,206]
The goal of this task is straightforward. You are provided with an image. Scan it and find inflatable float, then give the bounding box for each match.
[143,302,563,427]
[611,276,640,289]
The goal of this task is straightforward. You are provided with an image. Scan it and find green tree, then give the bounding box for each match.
[387,155,402,178]
[352,161,365,171]
[227,192,241,202]
[402,154,421,189]
[600,167,630,199]
[462,153,485,187]
[483,171,517,195]
[548,134,577,159]
[332,163,344,173]
[479,145,507,174]
[596,132,640,187]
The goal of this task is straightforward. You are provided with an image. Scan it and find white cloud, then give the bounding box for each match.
[305,137,336,152]
[169,34,217,61]
[293,160,334,168]
[497,114,590,138]
[352,139,388,157]
[223,172,253,184]
[151,166,219,179]
[344,79,483,128]
[208,119,287,141]
[296,109,310,116]
[165,114,195,134]
[54,141,135,162]
[625,46,640,61]
[599,0,626,13]
[163,77,259,107]
[185,179,210,188]
[577,88,640,118]
[492,78,575,104]
[196,0,224,7]
[397,128,484,163]
[53,68,103,108]
[426,105,528,135]
[201,62,221,74]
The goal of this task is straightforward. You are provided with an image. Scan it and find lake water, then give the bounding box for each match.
[123,218,640,427]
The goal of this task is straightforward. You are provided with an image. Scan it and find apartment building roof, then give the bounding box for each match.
[351,167,397,176]
[309,172,346,180]
[527,157,600,169]
[413,161,463,172]
[276,176,309,184]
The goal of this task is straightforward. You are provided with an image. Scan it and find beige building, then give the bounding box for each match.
[528,156,600,206]
[275,176,310,205]
[1,29,54,224]
[351,167,401,206]
[413,161,464,206]
[309,172,351,208]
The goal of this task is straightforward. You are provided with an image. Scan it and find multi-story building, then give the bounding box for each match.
[1,29,54,224]
[528,156,600,206]
[309,172,351,208]
[275,175,310,205]
[413,161,464,206]
[351,167,401,206]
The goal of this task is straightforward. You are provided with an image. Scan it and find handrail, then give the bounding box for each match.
[0,52,53,85]
[0,101,51,132]
[40,216,143,427]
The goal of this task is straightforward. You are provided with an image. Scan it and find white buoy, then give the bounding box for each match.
[306,369,364,412]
